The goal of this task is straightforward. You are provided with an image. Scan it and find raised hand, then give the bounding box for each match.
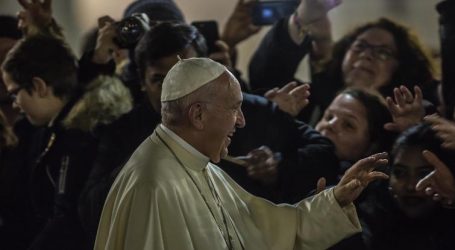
[265,82,310,117]
[425,114,455,150]
[92,16,120,64]
[384,85,425,133]
[417,150,455,207]
[221,0,261,49]
[17,0,53,36]
[334,152,389,207]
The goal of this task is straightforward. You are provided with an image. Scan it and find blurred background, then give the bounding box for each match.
[0,0,441,79]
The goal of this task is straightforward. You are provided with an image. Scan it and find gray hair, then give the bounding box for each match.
[161,78,220,127]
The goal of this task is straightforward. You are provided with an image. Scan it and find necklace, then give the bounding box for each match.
[157,132,245,250]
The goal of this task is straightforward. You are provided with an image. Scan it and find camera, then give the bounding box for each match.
[114,13,151,49]
[251,0,299,26]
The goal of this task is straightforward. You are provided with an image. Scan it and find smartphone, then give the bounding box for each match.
[191,21,220,54]
[251,0,299,26]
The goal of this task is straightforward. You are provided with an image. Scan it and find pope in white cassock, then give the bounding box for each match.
[94,58,389,250]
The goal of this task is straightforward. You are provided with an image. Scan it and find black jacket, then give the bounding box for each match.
[219,93,339,203]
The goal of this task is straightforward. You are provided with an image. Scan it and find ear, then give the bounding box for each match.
[188,103,205,130]
[31,77,51,98]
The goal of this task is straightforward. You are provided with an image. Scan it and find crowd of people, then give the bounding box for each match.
[0,0,454,249]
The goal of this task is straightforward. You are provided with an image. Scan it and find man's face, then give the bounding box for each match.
[2,71,49,126]
[315,93,370,162]
[202,72,245,163]
[390,146,436,218]
[143,47,197,113]
[342,28,399,89]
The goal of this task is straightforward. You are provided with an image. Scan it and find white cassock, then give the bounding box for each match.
[94,124,361,250]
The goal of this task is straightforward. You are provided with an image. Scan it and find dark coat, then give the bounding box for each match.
[219,93,339,203]
[359,181,455,250]
[0,76,132,250]
[248,17,340,124]
[78,101,161,243]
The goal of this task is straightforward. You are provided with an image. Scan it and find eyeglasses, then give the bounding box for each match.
[349,39,397,61]
[7,86,25,102]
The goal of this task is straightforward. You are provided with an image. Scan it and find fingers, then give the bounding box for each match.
[366,171,389,181]
[414,85,423,104]
[316,177,326,194]
[277,81,298,94]
[289,83,310,97]
[98,15,115,28]
[394,87,406,107]
[385,96,400,116]
[357,152,389,168]
[400,85,413,104]
[264,88,278,99]
[265,88,278,98]
[422,150,448,173]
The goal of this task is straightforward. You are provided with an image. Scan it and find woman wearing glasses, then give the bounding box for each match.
[249,8,437,124]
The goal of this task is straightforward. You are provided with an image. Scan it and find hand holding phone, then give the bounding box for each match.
[251,0,299,26]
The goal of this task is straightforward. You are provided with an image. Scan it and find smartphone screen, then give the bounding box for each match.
[191,21,220,54]
[252,0,299,26]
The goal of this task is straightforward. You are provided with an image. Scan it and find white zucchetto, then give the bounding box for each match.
[161,57,226,102]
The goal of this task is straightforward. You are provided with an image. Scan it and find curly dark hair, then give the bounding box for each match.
[326,18,436,100]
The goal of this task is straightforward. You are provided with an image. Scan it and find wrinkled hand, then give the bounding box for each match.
[239,146,280,185]
[334,152,389,207]
[17,0,53,36]
[384,85,424,133]
[416,150,455,207]
[209,40,232,69]
[425,114,455,150]
[296,0,342,25]
[92,16,120,64]
[265,82,310,117]
[221,0,261,48]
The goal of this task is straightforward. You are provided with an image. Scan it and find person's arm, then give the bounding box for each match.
[249,0,340,94]
[249,17,312,94]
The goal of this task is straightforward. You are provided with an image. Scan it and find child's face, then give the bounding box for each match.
[2,72,53,126]
[389,146,437,218]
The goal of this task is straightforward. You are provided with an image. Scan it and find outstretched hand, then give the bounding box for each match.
[334,152,389,207]
[92,16,119,64]
[416,150,455,206]
[17,0,53,36]
[265,82,310,117]
[384,85,424,133]
[424,114,455,150]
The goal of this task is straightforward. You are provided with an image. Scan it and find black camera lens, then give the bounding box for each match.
[114,13,150,49]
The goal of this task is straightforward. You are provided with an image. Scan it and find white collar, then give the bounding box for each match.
[160,124,209,162]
